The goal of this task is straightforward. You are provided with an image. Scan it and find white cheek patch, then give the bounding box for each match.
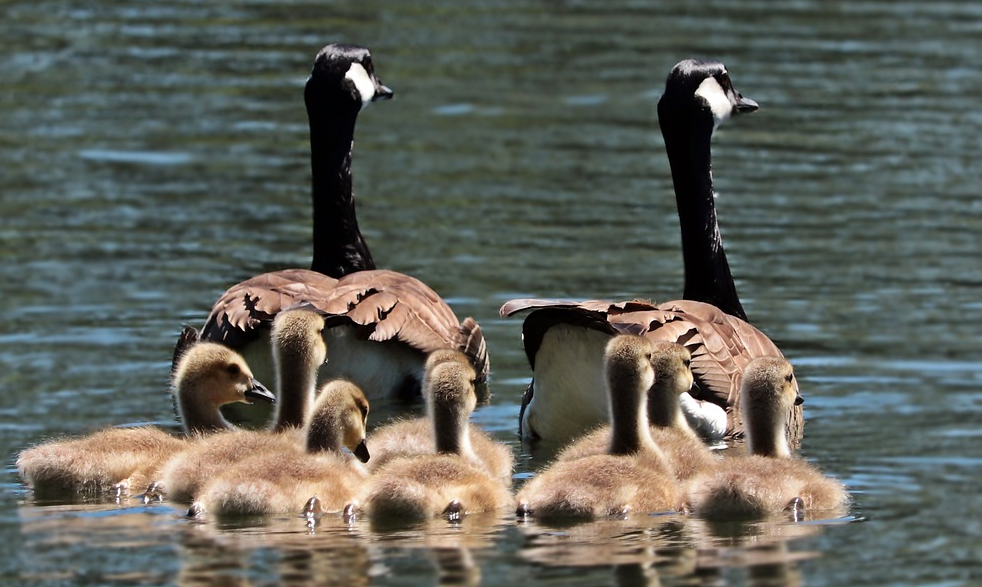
[345,62,376,109]
[694,76,733,131]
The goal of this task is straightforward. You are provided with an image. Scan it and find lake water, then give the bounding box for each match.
[2,0,982,585]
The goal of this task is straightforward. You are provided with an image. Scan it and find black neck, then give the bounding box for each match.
[307,95,376,278]
[661,116,747,322]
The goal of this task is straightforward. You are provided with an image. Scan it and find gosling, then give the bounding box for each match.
[366,349,513,483]
[16,342,273,496]
[359,353,512,523]
[687,356,849,520]
[189,379,371,517]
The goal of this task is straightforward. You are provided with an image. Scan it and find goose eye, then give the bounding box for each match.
[226,363,241,376]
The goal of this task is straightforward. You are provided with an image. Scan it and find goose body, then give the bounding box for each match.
[501,59,800,444]
[687,357,848,520]
[515,336,682,520]
[555,342,717,481]
[366,351,513,483]
[155,308,328,502]
[360,354,512,523]
[16,342,273,496]
[195,44,488,401]
[190,380,371,517]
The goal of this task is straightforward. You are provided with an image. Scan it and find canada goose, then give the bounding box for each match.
[366,350,513,482]
[555,342,717,481]
[193,43,488,401]
[154,307,329,502]
[687,357,848,521]
[16,343,273,496]
[514,336,682,520]
[359,357,511,523]
[189,379,371,517]
[500,59,800,444]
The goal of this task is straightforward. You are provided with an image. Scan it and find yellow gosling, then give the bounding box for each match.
[189,380,371,517]
[687,357,849,520]
[360,356,511,523]
[16,341,273,496]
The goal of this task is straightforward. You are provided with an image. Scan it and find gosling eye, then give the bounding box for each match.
[226,363,241,376]
[682,358,691,368]
[785,372,794,383]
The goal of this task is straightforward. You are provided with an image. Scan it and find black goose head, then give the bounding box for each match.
[658,59,758,136]
[305,43,394,117]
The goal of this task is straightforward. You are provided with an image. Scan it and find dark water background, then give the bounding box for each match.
[3,1,982,585]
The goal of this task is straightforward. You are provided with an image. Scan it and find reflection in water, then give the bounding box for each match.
[16,500,177,584]
[516,512,849,587]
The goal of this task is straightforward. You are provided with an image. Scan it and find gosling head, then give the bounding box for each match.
[306,379,371,463]
[658,59,758,135]
[650,342,694,396]
[172,343,274,434]
[424,348,472,373]
[740,356,803,457]
[271,307,328,371]
[306,43,394,115]
[172,342,274,407]
[603,335,657,407]
[646,342,695,430]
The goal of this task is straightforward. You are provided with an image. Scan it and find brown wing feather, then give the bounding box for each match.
[500,297,801,440]
[199,269,490,383]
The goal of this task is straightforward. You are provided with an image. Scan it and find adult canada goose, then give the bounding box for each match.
[366,350,513,483]
[687,357,848,521]
[16,343,273,496]
[154,307,334,502]
[195,43,489,402]
[189,379,371,517]
[500,59,801,444]
[555,342,717,481]
[358,356,511,523]
[515,335,682,520]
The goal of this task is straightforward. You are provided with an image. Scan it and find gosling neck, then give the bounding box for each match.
[659,110,747,322]
[305,407,343,453]
[607,379,658,456]
[745,405,792,458]
[646,380,694,435]
[272,350,319,432]
[306,86,375,278]
[177,387,232,436]
[430,401,474,458]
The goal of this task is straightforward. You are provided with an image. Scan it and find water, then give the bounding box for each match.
[2,0,981,584]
